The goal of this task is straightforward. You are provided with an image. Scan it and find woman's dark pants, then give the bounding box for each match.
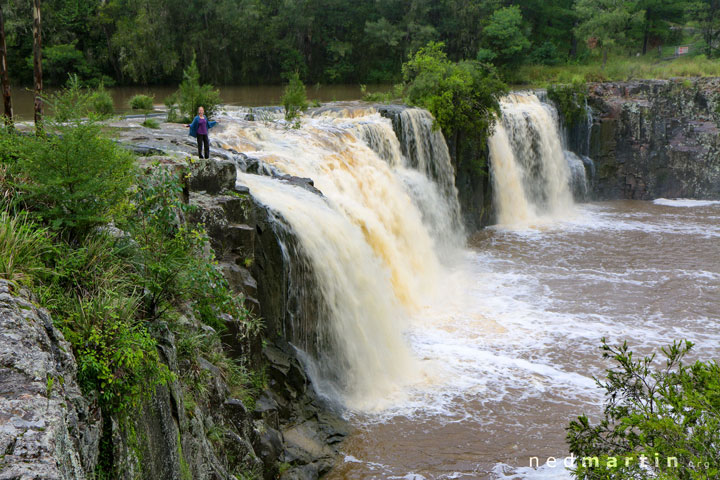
[197,134,210,159]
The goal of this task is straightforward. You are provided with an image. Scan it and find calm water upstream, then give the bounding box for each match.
[326,199,720,479]
[8,84,390,120]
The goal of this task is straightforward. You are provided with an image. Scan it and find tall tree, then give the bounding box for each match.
[32,0,42,133]
[691,0,720,56]
[575,0,644,67]
[477,5,531,66]
[0,4,12,125]
[637,0,686,54]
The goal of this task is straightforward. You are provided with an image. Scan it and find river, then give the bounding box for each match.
[7,84,390,120]
[211,96,720,479]
[326,199,720,479]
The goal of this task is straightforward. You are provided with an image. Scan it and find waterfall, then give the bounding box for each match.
[565,151,592,201]
[216,108,462,409]
[354,109,465,252]
[489,93,577,225]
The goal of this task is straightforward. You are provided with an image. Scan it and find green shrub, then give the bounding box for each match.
[177,56,221,121]
[361,84,404,103]
[33,43,95,86]
[45,234,173,415]
[0,128,24,210]
[45,74,93,123]
[142,118,160,129]
[89,84,115,117]
[130,94,154,111]
[119,168,254,330]
[567,339,720,479]
[164,93,182,123]
[547,79,588,127]
[281,71,309,121]
[403,41,507,145]
[15,113,136,237]
[0,211,50,286]
[529,41,563,66]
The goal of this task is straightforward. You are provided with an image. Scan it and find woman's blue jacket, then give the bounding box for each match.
[188,116,217,137]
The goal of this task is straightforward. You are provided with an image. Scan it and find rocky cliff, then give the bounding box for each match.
[0,281,100,480]
[0,130,348,479]
[587,78,720,200]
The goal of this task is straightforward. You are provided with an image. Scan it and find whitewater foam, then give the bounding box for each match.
[654,198,720,207]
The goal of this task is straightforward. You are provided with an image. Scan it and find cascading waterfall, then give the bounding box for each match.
[352,110,465,253]
[489,93,578,226]
[565,150,590,200]
[216,108,461,409]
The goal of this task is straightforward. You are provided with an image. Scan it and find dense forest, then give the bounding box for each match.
[2,0,719,86]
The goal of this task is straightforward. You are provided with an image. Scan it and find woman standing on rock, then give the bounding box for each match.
[187,106,217,159]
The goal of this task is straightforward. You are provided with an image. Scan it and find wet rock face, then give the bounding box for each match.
[0,280,101,480]
[588,78,720,200]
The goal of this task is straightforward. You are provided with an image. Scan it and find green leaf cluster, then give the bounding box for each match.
[403,41,507,145]
[129,94,154,111]
[12,83,135,239]
[567,338,720,479]
[174,56,221,122]
[478,6,531,67]
[547,79,589,127]
[281,72,309,122]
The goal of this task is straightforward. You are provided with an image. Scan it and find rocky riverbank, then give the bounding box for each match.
[587,77,720,200]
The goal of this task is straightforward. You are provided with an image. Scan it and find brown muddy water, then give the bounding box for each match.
[7,84,391,120]
[325,199,720,479]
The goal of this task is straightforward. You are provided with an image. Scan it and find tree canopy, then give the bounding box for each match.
[0,0,712,86]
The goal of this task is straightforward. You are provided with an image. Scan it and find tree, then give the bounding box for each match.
[402,41,507,173]
[575,0,645,67]
[16,80,136,237]
[176,56,220,121]
[567,339,720,479]
[109,0,179,84]
[518,0,577,59]
[636,0,686,55]
[477,6,531,66]
[0,5,12,125]
[281,71,308,122]
[690,0,720,57]
[32,0,42,134]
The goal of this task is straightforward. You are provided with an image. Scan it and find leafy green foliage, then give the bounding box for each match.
[129,94,155,111]
[35,43,98,86]
[529,41,564,66]
[118,168,251,331]
[141,118,160,129]
[690,0,720,57]
[547,79,589,126]
[575,0,645,66]
[177,57,221,121]
[361,84,404,103]
[0,211,51,286]
[89,84,115,117]
[164,93,182,123]
[281,72,309,122]
[15,118,135,237]
[477,6,531,67]
[1,0,715,87]
[42,233,172,415]
[567,338,720,479]
[403,42,507,144]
